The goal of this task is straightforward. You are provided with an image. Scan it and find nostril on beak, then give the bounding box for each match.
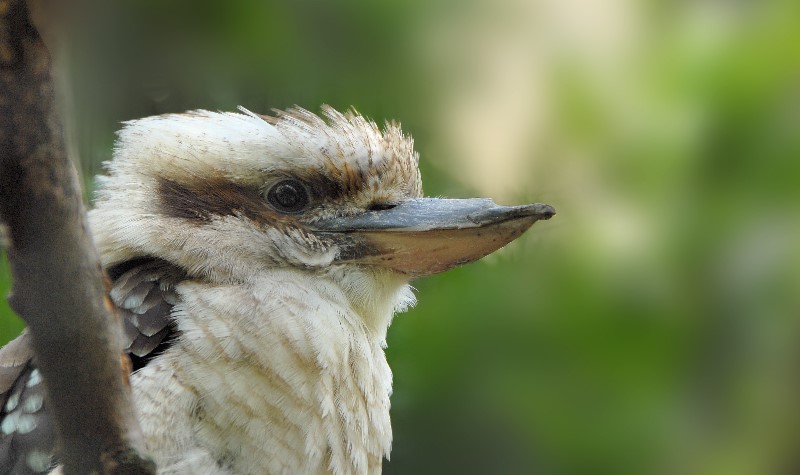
[367,203,398,212]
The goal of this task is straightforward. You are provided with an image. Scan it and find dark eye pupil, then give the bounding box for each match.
[268,180,309,213]
[275,184,299,207]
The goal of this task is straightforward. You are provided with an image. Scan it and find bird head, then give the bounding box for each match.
[89,106,553,329]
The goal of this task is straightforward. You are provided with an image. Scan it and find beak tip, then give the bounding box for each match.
[527,203,556,220]
[504,203,556,225]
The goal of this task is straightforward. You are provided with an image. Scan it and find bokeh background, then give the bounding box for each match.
[2,0,800,473]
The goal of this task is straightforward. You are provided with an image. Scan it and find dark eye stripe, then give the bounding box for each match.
[155,169,360,224]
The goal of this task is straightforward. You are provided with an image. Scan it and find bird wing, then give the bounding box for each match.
[109,258,184,370]
[0,258,184,473]
[0,331,54,475]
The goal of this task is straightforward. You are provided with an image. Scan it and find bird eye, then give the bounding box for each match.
[266,180,310,213]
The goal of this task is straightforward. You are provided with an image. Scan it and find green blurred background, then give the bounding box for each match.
[2,0,800,473]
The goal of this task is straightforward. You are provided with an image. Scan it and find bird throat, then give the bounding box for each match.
[133,269,400,474]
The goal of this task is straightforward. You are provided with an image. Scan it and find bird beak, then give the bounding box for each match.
[312,198,555,278]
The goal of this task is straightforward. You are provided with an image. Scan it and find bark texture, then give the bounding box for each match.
[0,0,155,473]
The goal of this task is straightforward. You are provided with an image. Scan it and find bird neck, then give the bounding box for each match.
[167,269,410,473]
[323,265,415,342]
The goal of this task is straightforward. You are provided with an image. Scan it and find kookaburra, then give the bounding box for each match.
[0,106,554,474]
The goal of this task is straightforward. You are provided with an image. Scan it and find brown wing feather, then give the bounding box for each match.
[0,258,184,473]
[109,259,184,359]
[0,331,33,397]
[0,333,56,474]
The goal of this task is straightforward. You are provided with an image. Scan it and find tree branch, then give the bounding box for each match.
[0,0,154,473]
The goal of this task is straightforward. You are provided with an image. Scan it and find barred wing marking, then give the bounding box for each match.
[110,259,183,363]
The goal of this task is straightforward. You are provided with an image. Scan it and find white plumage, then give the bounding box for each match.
[0,105,554,474]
